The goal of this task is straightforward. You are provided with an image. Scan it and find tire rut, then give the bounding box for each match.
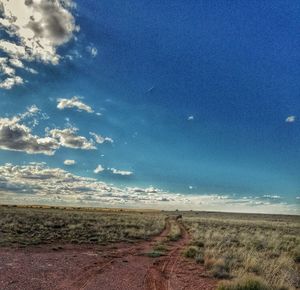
[144,219,190,290]
[56,217,172,290]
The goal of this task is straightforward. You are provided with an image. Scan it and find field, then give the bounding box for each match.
[0,205,299,290]
[182,211,300,290]
[0,205,165,246]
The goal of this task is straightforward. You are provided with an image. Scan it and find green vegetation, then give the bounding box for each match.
[153,242,168,252]
[184,245,198,258]
[167,219,182,241]
[183,212,300,289]
[145,241,169,258]
[146,250,166,258]
[1,205,299,289]
[0,205,165,246]
[217,276,288,290]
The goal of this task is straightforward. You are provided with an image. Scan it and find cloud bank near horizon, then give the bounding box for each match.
[0,162,298,215]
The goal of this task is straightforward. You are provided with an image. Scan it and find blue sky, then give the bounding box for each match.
[0,0,299,214]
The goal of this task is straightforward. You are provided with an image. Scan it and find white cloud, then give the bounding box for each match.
[0,57,15,75]
[57,96,94,113]
[9,58,24,68]
[262,194,281,199]
[90,132,113,144]
[48,127,96,150]
[0,163,297,215]
[0,0,78,89]
[0,163,178,205]
[87,45,98,57]
[64,159,76,165]
[94,164,104,174]
[110,168,133,176]
[0,108,96,155]
[285,116,296,123]
[0,107,59,155]
[188,115,194,121]
[0,75,24,89]
[0,57,24,88]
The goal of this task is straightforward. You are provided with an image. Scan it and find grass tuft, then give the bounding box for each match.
[217,276,289,290]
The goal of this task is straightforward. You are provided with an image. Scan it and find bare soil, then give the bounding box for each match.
[0,218,216,290]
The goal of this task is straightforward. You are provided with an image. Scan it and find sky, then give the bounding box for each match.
[0,0,299,214]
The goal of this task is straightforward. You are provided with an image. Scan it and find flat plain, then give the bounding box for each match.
[0,205,299,290]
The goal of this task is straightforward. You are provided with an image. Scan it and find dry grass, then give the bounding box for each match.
[217,275,288,290]
[1,205,299,289]
[167,219,182,241]
[0,205,165,246]
[183,212,300,289]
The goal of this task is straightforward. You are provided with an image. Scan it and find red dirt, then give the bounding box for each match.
[0,218,216,290]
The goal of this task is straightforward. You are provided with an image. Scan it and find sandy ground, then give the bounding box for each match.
[0,218,216,290]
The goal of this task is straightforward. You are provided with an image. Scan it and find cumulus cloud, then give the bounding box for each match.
[0,163,297,214]
[0,107,96,155]
[94,164,104,174]
[0,106,59,155]
[110,168,133,176]
[0,0,78,89]
[64,159,75,165]
[0,163,183,206]
[48,127,96,150]
[0,75,24,89]
[57,96,94,113]
[0,57,24,88]
[285,116,296,123]
[90,132,113,144]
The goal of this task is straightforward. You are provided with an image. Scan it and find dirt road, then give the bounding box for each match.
[0,217,216,290]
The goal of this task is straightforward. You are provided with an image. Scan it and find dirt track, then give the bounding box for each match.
[0,217,216,290]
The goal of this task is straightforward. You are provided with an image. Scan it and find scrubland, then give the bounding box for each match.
[1,205,299,290]
[0,205,165,246]
[182,212,300,290]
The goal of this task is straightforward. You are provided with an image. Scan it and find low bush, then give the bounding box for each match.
[217,276,288,290]
[153,243,168,252]
[146,250,165,258]
[184,246,198,258]
[211,258,230,279]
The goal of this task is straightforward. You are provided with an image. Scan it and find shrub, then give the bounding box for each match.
[192,240,205,247]
[292,245,300,263]
[146,250,164,258]
[168,233,181,241]
[153,243,167,252]
[184,246,198,258]
[167,220,182,241]
[211,258,230,279]
[195,252,204,264]
[217,276,271,290]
